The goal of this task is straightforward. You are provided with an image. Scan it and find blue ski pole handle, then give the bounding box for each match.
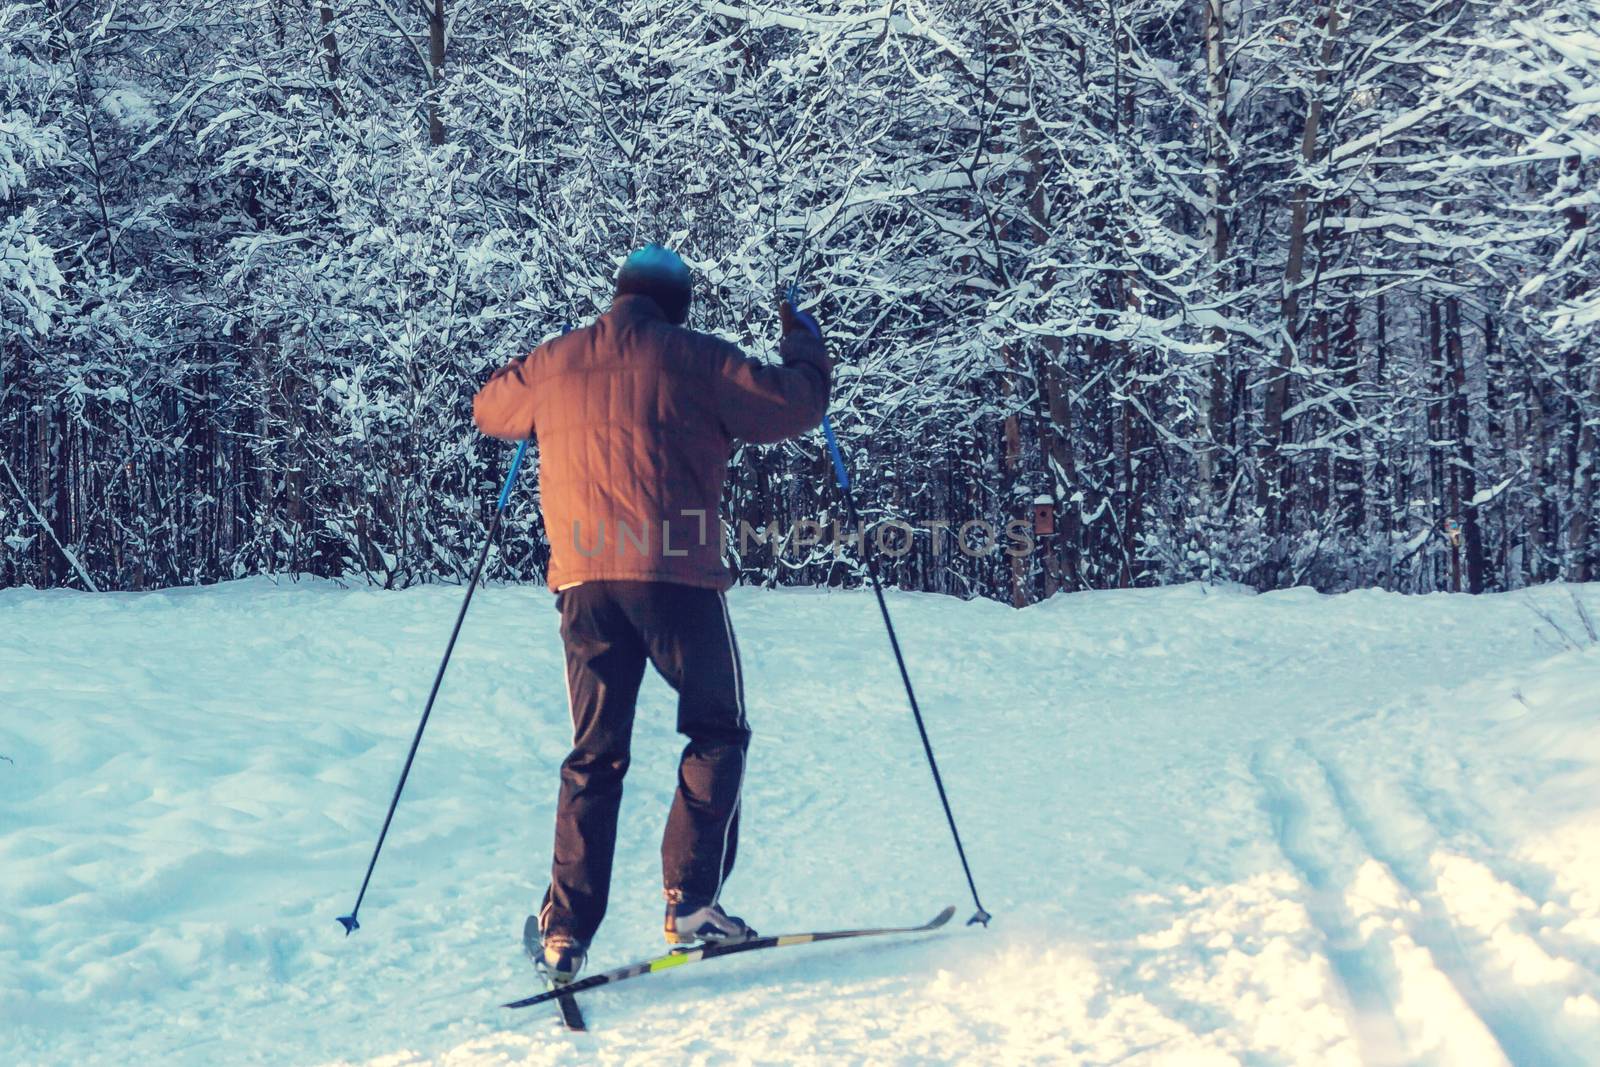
[784,283,821,341]
[497,439,529,512]
[785,284,841,486]
[822,416,850,491]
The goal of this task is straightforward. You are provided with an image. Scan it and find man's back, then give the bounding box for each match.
[473,292,830,590]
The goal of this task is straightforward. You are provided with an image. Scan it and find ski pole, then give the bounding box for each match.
[337,436,530,935]
[789,286,992,928]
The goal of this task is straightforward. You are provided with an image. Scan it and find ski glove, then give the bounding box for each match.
[780,300,822,341]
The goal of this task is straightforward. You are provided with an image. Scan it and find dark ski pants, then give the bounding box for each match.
[540,580,749,944]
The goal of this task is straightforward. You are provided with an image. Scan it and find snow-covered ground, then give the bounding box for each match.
[3,579,1599,1066]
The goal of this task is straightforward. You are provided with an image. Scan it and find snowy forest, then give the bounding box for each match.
[0,0,1595,605]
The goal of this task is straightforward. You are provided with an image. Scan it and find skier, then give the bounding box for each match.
[472,246,832,988]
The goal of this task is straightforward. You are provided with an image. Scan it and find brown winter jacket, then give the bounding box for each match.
[473,293,832,590]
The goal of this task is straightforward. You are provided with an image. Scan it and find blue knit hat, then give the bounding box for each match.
[615,244,692,324]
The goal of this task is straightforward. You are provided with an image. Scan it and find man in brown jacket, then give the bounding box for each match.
[473,245,831,984]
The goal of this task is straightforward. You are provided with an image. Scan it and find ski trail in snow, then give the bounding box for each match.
[1320,763,1547,1060]
[1250,748,1415,1066]
[1312,746,1600,1065]
[1400,735,1600,988]
[1248,742,1574,1067]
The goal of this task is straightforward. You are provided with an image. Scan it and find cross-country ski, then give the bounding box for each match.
[504,906,956,1011]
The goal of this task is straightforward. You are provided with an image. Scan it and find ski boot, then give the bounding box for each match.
[664,890,757,945]
[522,916,586,986]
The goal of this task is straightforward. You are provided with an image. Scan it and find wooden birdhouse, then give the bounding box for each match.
[1032,497,1055,536]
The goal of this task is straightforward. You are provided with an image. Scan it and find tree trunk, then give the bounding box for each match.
[1445,295,1484,593]
[1568,344,1597,582]
[1000,373,1028,607]
[1201,0,1233,496]
[1335,298,1363,533]
[1527,358,1553,582]
[1427,299,1445,589]
[1020,35,1074,596]
[1484,311,1509,586]
[1260,0,1342,564]
[318,3,347,117]
[428,0,446,145]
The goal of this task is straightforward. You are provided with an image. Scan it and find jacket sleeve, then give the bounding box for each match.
[472,347,540,441]
[711,330,833,445]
